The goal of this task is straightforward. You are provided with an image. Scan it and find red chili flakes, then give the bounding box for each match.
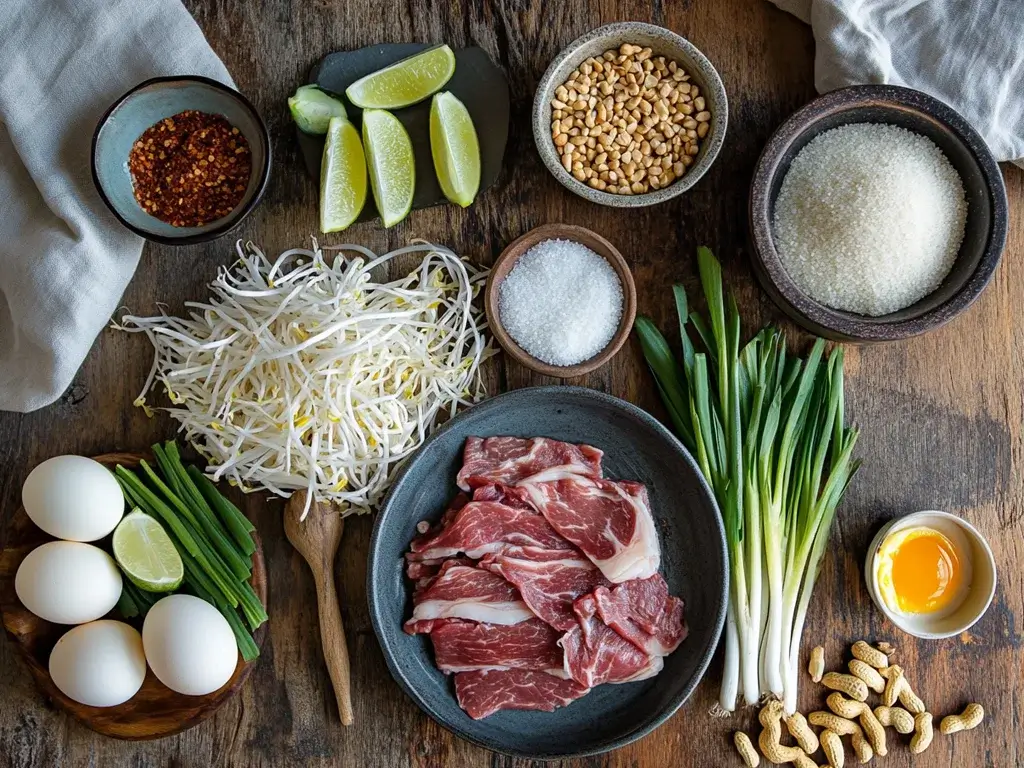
[128,110,252,227]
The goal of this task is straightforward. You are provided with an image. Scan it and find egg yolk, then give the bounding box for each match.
[889,529,963,614]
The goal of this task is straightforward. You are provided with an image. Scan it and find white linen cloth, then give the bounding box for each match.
[0,0,232,412]
[769,0,1024,167]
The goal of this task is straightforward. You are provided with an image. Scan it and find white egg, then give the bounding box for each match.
[15,541,122,624]
[142,594,238,695]
[49,620,147,707]
[22,455,125,542]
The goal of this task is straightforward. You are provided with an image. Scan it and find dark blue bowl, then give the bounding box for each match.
[367,387,727,759]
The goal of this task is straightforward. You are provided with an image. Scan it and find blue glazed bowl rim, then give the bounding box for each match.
[367,385,728,760]
[90,75,272,247]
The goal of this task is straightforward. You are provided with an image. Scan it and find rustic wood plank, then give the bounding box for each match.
[2,0,1021,766]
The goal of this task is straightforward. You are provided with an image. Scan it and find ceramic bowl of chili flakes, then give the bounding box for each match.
[91,76,271,246]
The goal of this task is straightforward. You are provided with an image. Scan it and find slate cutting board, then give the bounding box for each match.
[298,44,510,223]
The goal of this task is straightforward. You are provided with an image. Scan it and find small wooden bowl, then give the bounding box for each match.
[485,224,636,378]
[0,453,267,740]
[749,84,1008,342]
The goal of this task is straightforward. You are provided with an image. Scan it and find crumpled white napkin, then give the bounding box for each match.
[770,0,1024,167]
[0,0,232,412]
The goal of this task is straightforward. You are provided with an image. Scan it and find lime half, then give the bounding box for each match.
[320,117,368,233]
[346,45,456,109]
[362,109,415,227]
[430,92,481,207]
[288,85,347,135]
[112,509,184,592]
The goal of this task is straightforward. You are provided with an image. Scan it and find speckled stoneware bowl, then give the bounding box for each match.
[749,85,1008,342]
[92,76,271,246]
[368,387,727,759]
[533,23,727,207]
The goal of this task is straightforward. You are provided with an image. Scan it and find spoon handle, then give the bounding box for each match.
[314,565,354,725]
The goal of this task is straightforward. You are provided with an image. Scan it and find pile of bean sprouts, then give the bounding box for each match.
[116,240,492,520]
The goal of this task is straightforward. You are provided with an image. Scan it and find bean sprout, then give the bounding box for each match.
[116,239,493,520]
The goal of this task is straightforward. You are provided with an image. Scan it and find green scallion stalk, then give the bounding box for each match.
[636,247,860,714]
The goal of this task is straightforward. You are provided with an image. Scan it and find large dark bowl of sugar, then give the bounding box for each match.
[748,84,1008,342]
[367,386,727,759]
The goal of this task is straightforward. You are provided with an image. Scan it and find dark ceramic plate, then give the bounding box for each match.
[297,44,510,222]
[749,84,1008,342]
[367,387,727,759]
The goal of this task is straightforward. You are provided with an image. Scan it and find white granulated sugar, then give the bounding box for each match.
[773,123,967,316]
[498,238,623,366]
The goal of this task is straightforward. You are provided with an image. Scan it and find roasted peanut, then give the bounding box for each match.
[910,712,934,754]
[940,703,984,734]
[848,659,885,694]
[826,692,864,720]
[859,708,887,756]
[785,712,819,754]
[820,729,845,768]
[850,729,874,764]
[874,705,915,734]
[881,665,926,714]
[825,693,886,756]
[792,754,817,768]
[809,711,860,736]
[875,641,896,656]
[808,646,825,683]
[759,699,785,728]
[822,672,869,702]
[851,640,888,669]
[733,731,760,767]
[759,701,805,764]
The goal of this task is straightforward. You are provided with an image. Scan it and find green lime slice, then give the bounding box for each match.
[362,109,415,227]
[112,509,184,593]
[346,45,456,109]
[429,92,481,208]
[288,85,347,135]
[320,117,368,233]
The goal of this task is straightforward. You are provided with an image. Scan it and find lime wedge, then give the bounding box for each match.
[320,117,368,233]
[112,509,183,593]
[362,109,415,227]
[346,45,456,109]
[429,92,481,208]
[288,85,347,135]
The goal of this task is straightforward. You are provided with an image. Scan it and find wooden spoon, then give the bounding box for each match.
[284,490,354,725]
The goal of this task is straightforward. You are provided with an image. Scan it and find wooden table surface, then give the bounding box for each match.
[2,1,1021,766]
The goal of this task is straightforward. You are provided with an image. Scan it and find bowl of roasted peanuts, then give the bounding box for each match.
[533,22,727,207]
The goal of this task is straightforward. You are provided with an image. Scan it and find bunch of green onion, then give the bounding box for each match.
[115,441,266,661]
[636,247,861,714]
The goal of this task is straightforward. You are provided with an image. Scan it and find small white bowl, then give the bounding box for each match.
[864,510,996,640]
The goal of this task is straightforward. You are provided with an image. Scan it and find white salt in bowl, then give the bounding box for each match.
[485,224,636,378]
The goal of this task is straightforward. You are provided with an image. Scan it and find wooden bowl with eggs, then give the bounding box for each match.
[0,452,267,740]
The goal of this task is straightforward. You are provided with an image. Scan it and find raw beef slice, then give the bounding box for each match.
[560,594,663,687]
[457,436,603,491]
[518,477,661,582]
[480,546,610,631]
[455,669,590,719]
[407,501,574,561]
[591,574,688,656]
[430,618,566,676]
[404,562,534,634]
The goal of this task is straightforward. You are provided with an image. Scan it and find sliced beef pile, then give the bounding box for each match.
[403,436,688,719]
